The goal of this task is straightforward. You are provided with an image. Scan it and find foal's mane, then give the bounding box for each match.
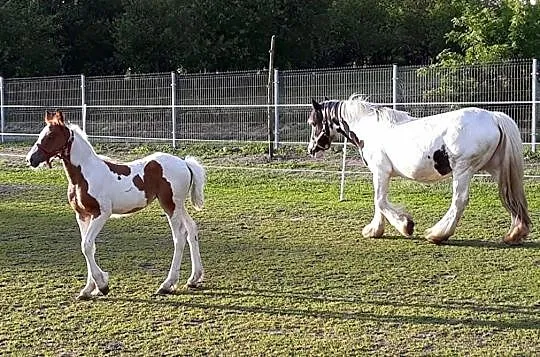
[341,94,416,127]
[68,123,99,155]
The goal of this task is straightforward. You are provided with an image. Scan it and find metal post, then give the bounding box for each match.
[392,64,398,110]
[273,69,279,149]
[0,76,4,143]
[80,74,86,133]
[266,35,276,159]
[339,139,348,202]
[171,72,177,149]
[532,58,538,152]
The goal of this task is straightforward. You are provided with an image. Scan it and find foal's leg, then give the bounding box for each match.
[425,170,473,244]
[75,214,96,297]
[182,212,204,288]
[156,212,187,294]
[363,171,414,238]
[78,213,111,300]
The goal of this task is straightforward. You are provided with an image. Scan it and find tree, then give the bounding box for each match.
[0,0,62,77]
[438,0,540,64]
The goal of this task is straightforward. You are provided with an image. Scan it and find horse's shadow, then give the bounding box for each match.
[372,234,540,249]
[102,285,540,331]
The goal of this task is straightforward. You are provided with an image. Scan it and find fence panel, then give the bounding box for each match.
[278,66,394,143]
[3,75,81,138]
[399,61,533,142]
[0,60,537,148]
[175,71,268,142]
[85,73,172,142]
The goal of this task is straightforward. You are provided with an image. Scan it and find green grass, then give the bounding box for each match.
[1,150,540,355]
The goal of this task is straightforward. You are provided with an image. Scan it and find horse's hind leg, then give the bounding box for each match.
[425,170,473,244]
[485,166,530,245]
[182,212,204,288]
[156,212,187,294]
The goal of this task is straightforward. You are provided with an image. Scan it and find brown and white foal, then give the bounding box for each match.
[26,111,206,299]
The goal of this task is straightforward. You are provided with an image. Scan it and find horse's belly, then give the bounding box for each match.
[395,163,451,182]
[110,190,148,214]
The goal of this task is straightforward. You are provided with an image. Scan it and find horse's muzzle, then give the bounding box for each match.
[26,151,45,168]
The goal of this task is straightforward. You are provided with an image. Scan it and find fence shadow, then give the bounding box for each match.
[105,286,540,331]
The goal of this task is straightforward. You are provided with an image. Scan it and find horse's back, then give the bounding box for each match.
[381,107,502,181]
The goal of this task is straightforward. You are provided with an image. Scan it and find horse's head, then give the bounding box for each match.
[307,99,338,157]
[26,111,72,168]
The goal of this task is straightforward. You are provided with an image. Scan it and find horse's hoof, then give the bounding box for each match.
[361,225,384,238]
[426,234,449,245]
[405,219,415,236]
[503,235,524,246]
[184,282,202,289]
[76,293,93,301]
[98,285,110,296]
[155,286,174,295]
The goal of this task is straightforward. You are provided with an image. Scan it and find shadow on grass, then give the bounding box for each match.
[372,234,540,250]
[105,288,540,331]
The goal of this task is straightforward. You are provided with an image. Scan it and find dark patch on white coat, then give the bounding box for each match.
[433,145,452,175]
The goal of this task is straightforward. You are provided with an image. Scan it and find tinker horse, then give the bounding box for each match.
[307,96,531,245]
[26,111,206,299]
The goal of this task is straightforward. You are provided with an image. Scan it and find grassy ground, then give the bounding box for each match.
[1,143,540,355]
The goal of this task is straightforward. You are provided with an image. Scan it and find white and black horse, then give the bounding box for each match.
[307,95,530,244]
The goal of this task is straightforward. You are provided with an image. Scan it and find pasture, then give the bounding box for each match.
[1,143,540,355]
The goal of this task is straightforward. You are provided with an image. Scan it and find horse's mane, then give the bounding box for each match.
[68,123,99,155]
[340,94,416,126]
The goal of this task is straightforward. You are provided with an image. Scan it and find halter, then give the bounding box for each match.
[36,127,74,167]
[312,118,332,151]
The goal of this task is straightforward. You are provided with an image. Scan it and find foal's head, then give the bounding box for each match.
[307,99,338,157]
[26,111,72,168]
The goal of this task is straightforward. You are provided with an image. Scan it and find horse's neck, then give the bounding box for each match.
[64,132,102,171]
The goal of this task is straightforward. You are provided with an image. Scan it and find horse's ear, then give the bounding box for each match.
[44,111,53,123]
[53,110,65,125]
[311,98,322,111]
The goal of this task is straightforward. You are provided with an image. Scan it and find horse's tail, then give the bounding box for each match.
[491,112,531,228]
[185,156,205,211]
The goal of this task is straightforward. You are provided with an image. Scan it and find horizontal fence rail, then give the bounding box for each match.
[1,60,539,152]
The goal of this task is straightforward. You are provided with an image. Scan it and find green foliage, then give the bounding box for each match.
[441,0,540,64]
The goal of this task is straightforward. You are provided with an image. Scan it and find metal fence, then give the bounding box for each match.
[1,59,538,150]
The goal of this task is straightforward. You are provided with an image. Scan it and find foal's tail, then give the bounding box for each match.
[185,156,206,211]
[492,112,531,229]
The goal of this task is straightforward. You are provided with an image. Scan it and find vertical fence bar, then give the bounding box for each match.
[532,58,538,152]
[80,74,86,133]
[273,69,279,149]
[171,72,177,149]
[266,36,276,159]
[392,64,398,109]
[0,76,4,143]
[339,139,348,202]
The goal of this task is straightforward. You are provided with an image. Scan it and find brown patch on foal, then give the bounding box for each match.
[132,160,175,216]
[64,162,101,218]
[104,161,131,176]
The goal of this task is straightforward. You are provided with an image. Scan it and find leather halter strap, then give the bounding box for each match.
[36,128,74,167]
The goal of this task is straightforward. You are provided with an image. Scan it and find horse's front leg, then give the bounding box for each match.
[364,171,414,238]
[75,214,96,297]
[77,212,111,300]
[425,170,472,244]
